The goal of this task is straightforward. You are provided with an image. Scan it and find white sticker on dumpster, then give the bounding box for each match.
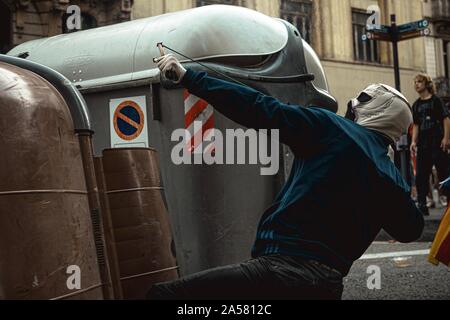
[109,96,148,148]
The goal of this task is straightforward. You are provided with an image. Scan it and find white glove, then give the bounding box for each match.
[155,53,187,84]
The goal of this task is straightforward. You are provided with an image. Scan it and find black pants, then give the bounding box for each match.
[147,255,343,300]
[416,144,450,206]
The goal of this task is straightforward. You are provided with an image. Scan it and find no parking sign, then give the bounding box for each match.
[109,96,148,148]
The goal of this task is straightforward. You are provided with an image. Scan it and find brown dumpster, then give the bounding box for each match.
[0,62,103,299]
[101,148,178,299]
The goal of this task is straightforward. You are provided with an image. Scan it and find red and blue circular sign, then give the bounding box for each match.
[113,101,145,141]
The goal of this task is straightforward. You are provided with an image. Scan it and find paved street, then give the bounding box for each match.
[343,207,450,300]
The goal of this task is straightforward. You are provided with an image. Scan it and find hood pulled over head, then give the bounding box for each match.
[349,84,413,143]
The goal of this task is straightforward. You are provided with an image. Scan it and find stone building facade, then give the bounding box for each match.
[0,0,133,54]
[423,0,450,102]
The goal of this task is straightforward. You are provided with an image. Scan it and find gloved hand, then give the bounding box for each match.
[155,54,187,84]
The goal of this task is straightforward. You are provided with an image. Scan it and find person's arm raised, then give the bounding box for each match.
[157,54,327,157]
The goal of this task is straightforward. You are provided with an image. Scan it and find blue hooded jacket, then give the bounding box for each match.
[181,69,424,276]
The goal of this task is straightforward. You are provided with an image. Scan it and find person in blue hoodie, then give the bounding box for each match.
[148,54,424,300]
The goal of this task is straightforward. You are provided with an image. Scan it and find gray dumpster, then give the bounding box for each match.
[8,4,337,276]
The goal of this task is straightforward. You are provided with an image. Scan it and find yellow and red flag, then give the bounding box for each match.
[429,206,450,267]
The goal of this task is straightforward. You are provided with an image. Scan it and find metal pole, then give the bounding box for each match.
[78,133,115,300]
[94,157,124,300]
[391,14,401,91]
[391,14,411,185]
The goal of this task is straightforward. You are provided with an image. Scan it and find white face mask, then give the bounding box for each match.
[350,84,413,143]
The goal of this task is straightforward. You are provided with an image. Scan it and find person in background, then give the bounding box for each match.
[410,74,450,216]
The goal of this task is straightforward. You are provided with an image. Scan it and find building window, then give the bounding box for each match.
[352,9,380,63]
[62,12,98,33]
[0,1,12,54]
[196,0,241,6]
[444,41,449,80]
[280,0,313,43]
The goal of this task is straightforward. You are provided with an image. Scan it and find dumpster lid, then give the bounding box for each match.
[8,5,288,89]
